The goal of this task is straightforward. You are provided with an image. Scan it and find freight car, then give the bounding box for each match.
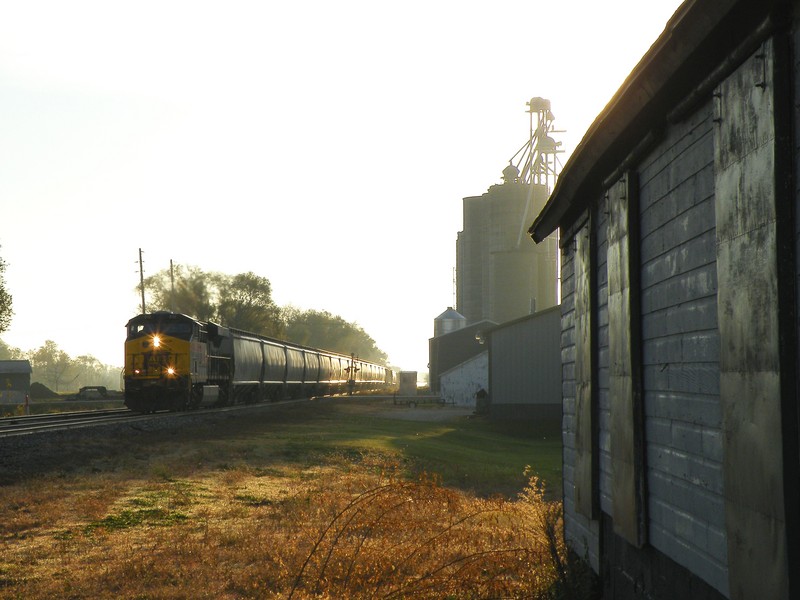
[123,311,394,413]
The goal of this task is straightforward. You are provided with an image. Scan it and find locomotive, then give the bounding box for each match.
[123,311,394,413]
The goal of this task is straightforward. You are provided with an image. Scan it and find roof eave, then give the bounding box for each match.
[529,0,782,243]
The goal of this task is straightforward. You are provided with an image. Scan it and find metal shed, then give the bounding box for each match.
[529,1,800,598]
[428,319,495,394]
[487,306,561,422]
[0,360,32,404]
[439,351,488,407]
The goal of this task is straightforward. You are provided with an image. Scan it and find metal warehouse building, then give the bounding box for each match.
[487,306,561,422]
[529,0,799,598]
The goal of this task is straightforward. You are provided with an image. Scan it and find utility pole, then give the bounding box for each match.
[138,248,146,314]
[170,259,175,313]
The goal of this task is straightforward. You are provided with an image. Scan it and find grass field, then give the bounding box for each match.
[0,397,590,599]
[256,399,563,499]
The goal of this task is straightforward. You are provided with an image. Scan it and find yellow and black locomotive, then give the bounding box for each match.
[123,311,394,413]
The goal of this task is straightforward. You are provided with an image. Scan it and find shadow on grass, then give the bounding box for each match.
[2,398,563,499]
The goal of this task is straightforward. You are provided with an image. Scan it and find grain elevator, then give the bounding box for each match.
[456,98,560,325]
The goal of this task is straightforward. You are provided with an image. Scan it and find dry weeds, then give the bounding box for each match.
[0,402,584,599]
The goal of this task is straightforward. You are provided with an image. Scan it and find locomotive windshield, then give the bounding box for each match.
[127,321,193,340]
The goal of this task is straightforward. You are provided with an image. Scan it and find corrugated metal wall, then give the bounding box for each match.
[489,307,561,420]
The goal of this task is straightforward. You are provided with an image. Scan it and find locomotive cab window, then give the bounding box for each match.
[127,321,193,340]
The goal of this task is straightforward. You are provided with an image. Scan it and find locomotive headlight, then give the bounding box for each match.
[166,366,176,376]
[153,336,161,348]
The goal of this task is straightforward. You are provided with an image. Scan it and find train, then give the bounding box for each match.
[123,311,395,413]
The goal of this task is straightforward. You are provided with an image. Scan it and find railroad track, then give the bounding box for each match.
[0,407,148,438]
[0,397,321,439]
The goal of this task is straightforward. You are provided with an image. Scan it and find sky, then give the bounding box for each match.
[0,0,685,374]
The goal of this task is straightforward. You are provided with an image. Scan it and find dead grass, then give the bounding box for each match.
[0,399,588,599]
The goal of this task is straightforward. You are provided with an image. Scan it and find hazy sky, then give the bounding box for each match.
[0,0,684,373]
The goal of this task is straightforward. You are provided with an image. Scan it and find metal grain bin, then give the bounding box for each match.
[433,307,467,337]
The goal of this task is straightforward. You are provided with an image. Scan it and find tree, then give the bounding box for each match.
[217,272,284,337]
[73,354,103,384]
[140,266,284,337]
[283,308,388,364]
[73,354,121,390]
[0,339,23,360]
[0,249,13,334]
[141,264,216,321]
[137,265,385,361]
[29,340,74,392]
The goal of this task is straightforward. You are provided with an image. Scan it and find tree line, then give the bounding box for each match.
[141,265,387,363]
[0,258,388,393]
[0,249,11,337]
[0,339,121,394]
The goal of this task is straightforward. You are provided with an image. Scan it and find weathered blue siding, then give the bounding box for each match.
[560,100,727,594]
[637,100,727,594]
[541,3,799,598]
[560,232,601,572]
[596,196,612,519]
[796,24,800,285]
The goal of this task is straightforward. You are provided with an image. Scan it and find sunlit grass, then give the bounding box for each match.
[0,398,591,599]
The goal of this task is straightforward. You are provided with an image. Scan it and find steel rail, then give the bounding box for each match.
[0,409,150,438]
[0,397,320,438]
[0,407,131,426]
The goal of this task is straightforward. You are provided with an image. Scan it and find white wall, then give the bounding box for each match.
[438,351,488,406]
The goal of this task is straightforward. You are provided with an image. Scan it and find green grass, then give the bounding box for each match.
[84,507,189,532]
[250,399,563,499]
[4,397,563,499]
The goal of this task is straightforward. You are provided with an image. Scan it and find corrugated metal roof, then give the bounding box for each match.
[434,307,467,321]
[0,360,32,374]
